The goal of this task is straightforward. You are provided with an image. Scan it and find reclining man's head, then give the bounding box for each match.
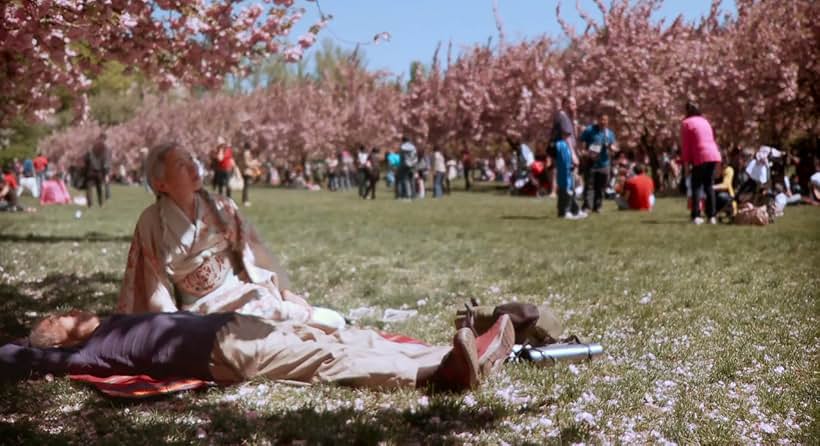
[29,310,101,348]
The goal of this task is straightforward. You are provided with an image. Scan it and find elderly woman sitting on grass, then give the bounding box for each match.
[0,309,515,392]
[117,142,344,331]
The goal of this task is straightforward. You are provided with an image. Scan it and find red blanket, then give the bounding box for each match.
[70,374,208,398]
[70,331,425,398]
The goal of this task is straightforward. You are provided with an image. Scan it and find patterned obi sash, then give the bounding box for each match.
[175,252,235,301]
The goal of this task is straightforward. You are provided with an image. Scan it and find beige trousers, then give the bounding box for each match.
[209,315,450,389]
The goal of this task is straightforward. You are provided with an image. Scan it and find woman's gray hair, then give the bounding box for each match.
[144,141,179,193]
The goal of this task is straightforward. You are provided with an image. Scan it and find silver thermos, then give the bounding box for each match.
[522,343,604,365]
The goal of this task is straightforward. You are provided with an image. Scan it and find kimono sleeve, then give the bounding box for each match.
[116,215,178,313]
[228,199,292,291]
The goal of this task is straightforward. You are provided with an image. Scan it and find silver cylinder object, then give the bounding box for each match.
[526,343,604,366]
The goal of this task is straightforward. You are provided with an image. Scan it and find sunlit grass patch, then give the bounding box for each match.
[0,185,817,444]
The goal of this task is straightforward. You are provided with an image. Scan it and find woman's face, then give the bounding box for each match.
[155,148,202,198]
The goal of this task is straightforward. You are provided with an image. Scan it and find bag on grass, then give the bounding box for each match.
[229,169,244,191]
[734,202,770,225]
[455,301,563,345]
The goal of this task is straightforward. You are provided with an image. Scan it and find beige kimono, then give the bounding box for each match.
[117,192,328,326]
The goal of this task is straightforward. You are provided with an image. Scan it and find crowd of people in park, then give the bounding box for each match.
[2,141,534,393]
[2,100,819,225]
[0,132,116,212]
[0,99,819,395]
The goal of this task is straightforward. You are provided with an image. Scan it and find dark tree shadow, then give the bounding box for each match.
[0,420,77,446]
[0,387,516,445]
[457,183,513,195]
[0,272,120,342]
[0,232,132,243]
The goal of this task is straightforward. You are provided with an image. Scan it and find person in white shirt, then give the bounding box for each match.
[494,153,507,182]
[737,145,782,200]
[356,145,370,198]
[433,147,447,198]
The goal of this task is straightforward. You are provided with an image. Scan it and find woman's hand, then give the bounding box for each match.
[281,289,311,309]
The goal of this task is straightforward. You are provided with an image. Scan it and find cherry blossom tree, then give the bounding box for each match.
[1,0,326,125]
[39,57,402,169]
[39,0,818,174]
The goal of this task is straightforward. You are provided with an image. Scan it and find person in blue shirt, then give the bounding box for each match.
[555,130,586,219]
[580,113,618,213]
[22,158,35,177]
[386,149,401,194]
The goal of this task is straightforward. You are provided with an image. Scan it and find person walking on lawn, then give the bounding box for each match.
[680,101,721,224]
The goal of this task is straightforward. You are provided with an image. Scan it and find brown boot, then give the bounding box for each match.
[475,314,515,376]
[430,328,480,392]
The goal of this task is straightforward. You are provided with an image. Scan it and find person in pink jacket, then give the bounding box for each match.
[680,102,722,224]
[39,172,72,205]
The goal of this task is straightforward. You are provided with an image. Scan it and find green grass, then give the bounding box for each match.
[0,184,818,444]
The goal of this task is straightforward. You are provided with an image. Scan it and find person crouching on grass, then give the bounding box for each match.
[615,164,655,211]
[0,310,515,393]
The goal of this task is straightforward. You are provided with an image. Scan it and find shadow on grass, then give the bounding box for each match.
[0,420,76,446]
[0,389,512,445]
[457,183,512,195]
[0,272,120,342]
[0,232,132,243]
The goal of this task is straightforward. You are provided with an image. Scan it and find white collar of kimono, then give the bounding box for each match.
[158,194,231,280]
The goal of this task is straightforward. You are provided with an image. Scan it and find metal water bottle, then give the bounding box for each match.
[525,343,604,366]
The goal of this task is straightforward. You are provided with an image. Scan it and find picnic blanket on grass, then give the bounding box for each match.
[69,374,209,398]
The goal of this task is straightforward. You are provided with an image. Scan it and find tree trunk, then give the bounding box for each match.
[640,129,662,192]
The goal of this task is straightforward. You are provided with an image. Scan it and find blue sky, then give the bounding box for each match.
[295,0,735,77]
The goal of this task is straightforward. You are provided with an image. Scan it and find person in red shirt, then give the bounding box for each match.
[33,152,48,195]
[33,153,48,173]
[215,137,234,198]
[616,164,655,211]
[1,168,22,212]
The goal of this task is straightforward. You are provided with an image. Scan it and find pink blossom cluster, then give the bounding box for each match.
[1,0,324,124]
[400,0,816,155]
[39,60,401,170]
[38,0,817,171]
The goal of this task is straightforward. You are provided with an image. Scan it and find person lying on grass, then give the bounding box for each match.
[118,141,344,332]
[0,310,514,392]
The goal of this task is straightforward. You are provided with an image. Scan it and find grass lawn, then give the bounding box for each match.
[0,184,817,445]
